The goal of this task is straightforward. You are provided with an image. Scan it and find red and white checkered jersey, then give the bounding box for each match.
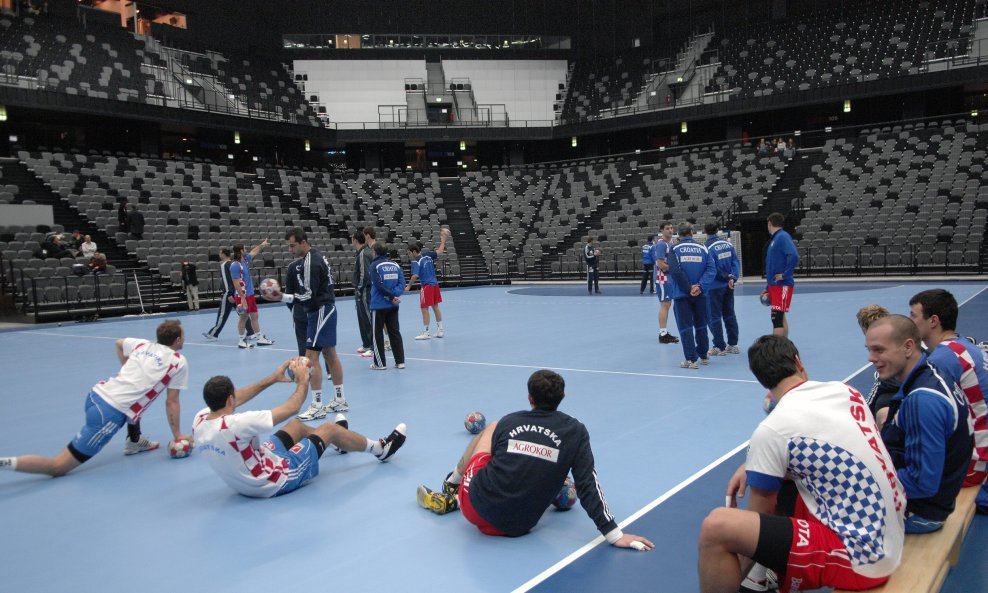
[941,339,988,473]
[92,338,188,422]
[193,408,289,497]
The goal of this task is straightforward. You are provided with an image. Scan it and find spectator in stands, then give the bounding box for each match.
[181,260,200,311]
[43,234,71,259]
[118,198,130,233]
[88,252,107,275]
[785,138,796,158]
[128,205,145,240]
[775,138,786,154]
[698,335,904,593]
[908,289,988,494]
[668,222,715,369]
[867,315,973,533]
[756,138,768,156]
[80,235,97,260]
[69,230,84,252]
[856,304,897,428]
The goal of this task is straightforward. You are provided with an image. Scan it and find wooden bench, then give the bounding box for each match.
[836,486,979,593]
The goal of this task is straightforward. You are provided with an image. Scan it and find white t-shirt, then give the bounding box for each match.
[192,408,289,498]
[746,381,905,579]
[92,338,188,421]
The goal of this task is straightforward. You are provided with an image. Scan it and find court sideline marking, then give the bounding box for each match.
[512,282,988,593]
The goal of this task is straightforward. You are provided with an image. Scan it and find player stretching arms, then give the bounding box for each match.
[407,227,449,340]
[231,239,274,348]
[761,213,799,338]
[0,320,190,477]
[653,222,679,344]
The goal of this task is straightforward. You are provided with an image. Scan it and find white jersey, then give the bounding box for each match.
[92,338,188,422]
[192,408,289,498]
[746,381,905,579]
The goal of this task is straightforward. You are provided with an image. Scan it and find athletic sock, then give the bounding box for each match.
[437,321,444,330]
[447,468,463,485]
[312,390,323,405]
[423,326,430,334]
[660,328,668,336]
[367,438,381,455]
[126,422,141,442]
[334,385,345,400]
[0,457,16,470]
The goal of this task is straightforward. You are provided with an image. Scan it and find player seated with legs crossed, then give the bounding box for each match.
[1,320,192,477]
[698,335,904,593]
[193,359,406,497]
[407,228,449,340]
[280,227,349,420]
[416,369,653,551]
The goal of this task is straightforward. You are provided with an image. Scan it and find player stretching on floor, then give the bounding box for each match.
[407,227,449,340]
[0,320,191,477]
[280,227,349,420]
[193,359,406,497]
[416,369,653,551]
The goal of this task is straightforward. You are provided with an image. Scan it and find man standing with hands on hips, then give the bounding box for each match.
[762,213,799,338]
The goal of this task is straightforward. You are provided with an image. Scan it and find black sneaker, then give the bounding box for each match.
[375,423,407,461]
[442,471,460,495]
[659,333,680,344]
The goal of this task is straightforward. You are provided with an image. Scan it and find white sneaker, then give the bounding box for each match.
[727,345,741,354]
[297,403,328,421]
[356,346,369,354]
[326,398,350,413]
[238,338,253,349]
[680,360,700,370]
[701,358,710,365]
[708,347,726,357]
[202,332,217,341]
[385,341,392,351]
[123,436,160,455]
[254,335,274,346]
[331,414,349,454]
[436,329,444,338]
[370,363,387,370]
[396,363,406,369]
[360,349,374,358]
[415,332,431,340]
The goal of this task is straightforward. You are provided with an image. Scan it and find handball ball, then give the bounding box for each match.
[551,476,578,510]
[286,356,313,381]
[464,411,486,434]
[759,292,771,307]
[441,227,452,239]
[258,278,282,301]
[763,392,777,415]
[169,439,192,459]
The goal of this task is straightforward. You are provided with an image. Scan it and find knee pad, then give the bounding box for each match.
[771,310,785,329]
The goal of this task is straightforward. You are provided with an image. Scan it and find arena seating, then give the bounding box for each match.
[562,47,668,122]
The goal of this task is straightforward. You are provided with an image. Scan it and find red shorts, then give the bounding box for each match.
[768,285,794,313]
[458,452,506,536]
[234,294,258,314]
[963,462,987,488]
[420,284,443,308]
[776,497,888,592]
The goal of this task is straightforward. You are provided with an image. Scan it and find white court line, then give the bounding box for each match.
[27,331,761,384]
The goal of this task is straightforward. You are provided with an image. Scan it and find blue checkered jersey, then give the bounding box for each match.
[651,239,671,284]
[746,381,905,578]
[667,238,715,299]
[370,255,406,310]
[704,236,740,290]
[765,228,799,286]
[411,250,439,286]
[641,243,655,265]
[881,356,973,522]
[230,254,255,295]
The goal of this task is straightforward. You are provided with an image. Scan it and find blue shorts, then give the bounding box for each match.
[306,304,337,350]
[656,283,672,302]
[69,392,127,460]
[267,435,321,496]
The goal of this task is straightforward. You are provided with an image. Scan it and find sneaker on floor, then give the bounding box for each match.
[356,346,369,354]
[331,414,349,454]
[396,363,406,369]
[123,436,160,455]
[436,329,444,338]
[202,332,217,341]
[417,484,459,514]
[384,341,392,351]
[727,344,741,354]
[701,358,711,365]
[659,333,680,344]
[325,399,350,413]
[375,423,407,461]
[360,349,374,358]
[415,332,431,340]
[680,360,700,370]
[708,347,726,357]
[254,335,274,346]
[297,403,328,421]
[370,363,388,370]
[237,338,253,349]
[442,471,460,496]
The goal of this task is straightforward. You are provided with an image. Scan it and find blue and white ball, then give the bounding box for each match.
[762,392,777,415]
[759,292,771,307]
[464,411,486,434]
[551,476,578,510]
[286,357,312,381]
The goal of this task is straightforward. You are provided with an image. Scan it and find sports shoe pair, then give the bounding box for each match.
[680,360,700,370]
[370,363,406,370]
[297,398,350,420]
[417,472,460,514]
[708,347,729,357]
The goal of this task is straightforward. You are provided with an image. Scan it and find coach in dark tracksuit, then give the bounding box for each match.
[352,230,374,353]
[203,247,253,340]
[369,243,406,368]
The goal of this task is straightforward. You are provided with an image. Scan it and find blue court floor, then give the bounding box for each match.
[0,280,985,592]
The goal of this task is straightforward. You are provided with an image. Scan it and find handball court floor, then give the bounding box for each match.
[1,280,987,593]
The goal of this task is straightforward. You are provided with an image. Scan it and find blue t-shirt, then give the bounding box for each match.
[230,254,254,296]
[641,243,655,265]
[412,250,439,286]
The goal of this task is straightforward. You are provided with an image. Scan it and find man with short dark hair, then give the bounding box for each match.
[640,234,656,295]
[909,289,988,503]
[584,236,601,294]
[193,359,406,498]
[369,242,406,369]
[668,222,716,369]
[231,239,274,348]
[407,229,449,340]
[416,370,653,551]
[351,230,374,357]
[868,315,974,533]
[652,222,679,344]
[703,222,740,356]
[280,227,349,419]
[203,247,254,342]
[698,335,904,593]
[0,320,191,477]
[762,213,799,337]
